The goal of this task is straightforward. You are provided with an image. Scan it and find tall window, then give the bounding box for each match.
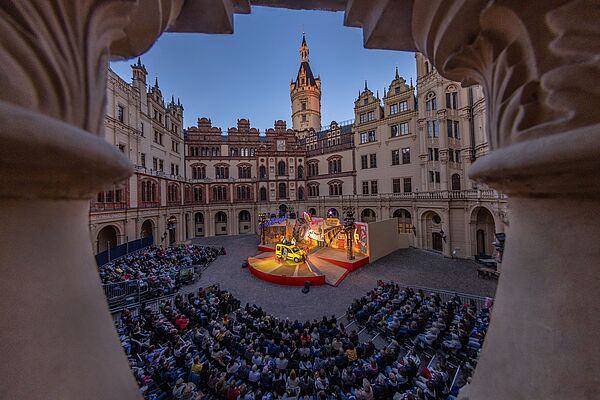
[140,153,146,168]
[392,150,400,166]
[425,92,437,111]
[427,120,439,138]
[297,165,304,179]
[359,113,366,123]
[404,178,412,193]
[278,183,287,199]
[402,147,411,164]
[361,155,368,169]
[362,181,369,195]
[308,184,319,197]
[452,174,461,191]
[298,186,305,200]
[447,120,460,138]
[259,165,267,179]
[390,103,398,115]
[307,162,319,177]
[167,184,179,203]
[399,122,409,135]
[391,124,399,137]
[277,161,286,176]
[367,111,374,121]
[370,180,378,194]
[392,178,402,193]
[193,187,202,203]
[369,154,377,168]
[399,100,408,112]
[259,187,267,201]
[446,89,458,109]
[117,105,124,123]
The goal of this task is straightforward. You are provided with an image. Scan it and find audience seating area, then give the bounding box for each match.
[114,280,492,400]
[99,245,220,309]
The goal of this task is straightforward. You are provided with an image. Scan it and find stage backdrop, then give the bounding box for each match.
[367,218,410,262]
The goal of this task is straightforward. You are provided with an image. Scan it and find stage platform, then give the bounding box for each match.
[248,245,369,287]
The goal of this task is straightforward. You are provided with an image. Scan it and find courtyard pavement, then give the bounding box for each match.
[189,235,497,321]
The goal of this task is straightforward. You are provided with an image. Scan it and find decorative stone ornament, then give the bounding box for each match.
[0,0,598,399]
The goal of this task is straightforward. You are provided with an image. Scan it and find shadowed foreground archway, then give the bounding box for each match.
[0,2,598,400]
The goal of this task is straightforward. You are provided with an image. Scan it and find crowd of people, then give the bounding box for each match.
[116,281,491,400]
[99,245,221,299]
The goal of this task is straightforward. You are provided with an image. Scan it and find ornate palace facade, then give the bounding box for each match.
[91,36,507,259]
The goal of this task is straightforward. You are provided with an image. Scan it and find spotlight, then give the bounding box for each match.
[302,281,311,294]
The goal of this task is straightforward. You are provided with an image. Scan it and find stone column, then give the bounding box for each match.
[0,1,184,398]
[408,2,600,399]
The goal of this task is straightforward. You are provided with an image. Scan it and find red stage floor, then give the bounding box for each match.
[248,245,369,286]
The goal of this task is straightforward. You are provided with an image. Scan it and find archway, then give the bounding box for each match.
[194,212,204,237]
[471,207,496,257]
[166,216,177,245]
[140,219,154,241]
[97,225,118,253]
[393,209,412,233]
[215,211,228,236]
[238,210,252,234]
[421,211,443,252]
[278,203,288,216]
[360,208,376,223]
[309,207,317,216]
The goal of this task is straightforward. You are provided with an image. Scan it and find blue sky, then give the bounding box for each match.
[110,7,416,132]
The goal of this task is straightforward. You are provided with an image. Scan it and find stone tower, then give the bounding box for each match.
[290,33,321,139]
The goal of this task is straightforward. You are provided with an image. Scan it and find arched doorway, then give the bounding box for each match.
[393,209,413,233]
[166,216,177,245]
[238,210,252,234]
[194,212,204,237]
[421,211,443,252]
[140,219,154,240]
[97,225,118,253]
[215,211,228,236]
[360,208,376,223]
[309,207,317,216]
[471,207,496,257]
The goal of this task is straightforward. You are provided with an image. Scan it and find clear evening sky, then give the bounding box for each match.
[110,7,416,132]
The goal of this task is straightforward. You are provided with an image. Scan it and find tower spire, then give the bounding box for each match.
[364,80,368,90]
[300,33,309,63]
[395,66,399,79]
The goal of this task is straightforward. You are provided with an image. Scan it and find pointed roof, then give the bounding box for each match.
[294,62,317,88]
[301,32,307,47]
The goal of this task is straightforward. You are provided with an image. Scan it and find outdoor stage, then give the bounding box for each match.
[248,244,369,286]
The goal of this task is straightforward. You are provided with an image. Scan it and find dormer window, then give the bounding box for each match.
[363,98,368,105]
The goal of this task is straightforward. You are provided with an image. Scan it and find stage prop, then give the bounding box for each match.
[249,211,373,286]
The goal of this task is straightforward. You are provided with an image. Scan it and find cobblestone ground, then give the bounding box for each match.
[189,235,497,321]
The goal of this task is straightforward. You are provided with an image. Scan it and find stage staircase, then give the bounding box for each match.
[306,252,349,286]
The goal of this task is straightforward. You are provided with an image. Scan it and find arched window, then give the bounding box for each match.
[238,165,251,179]
[297,165,304,179]
[215,211,227,223]
[328,181,343,196]
[361,208,377,223]
[308,183,319,197]
[393,209,413,233]
[191,164,206,180]
[259,165,267,179]
[298,186,305,200]
[425,60,430,74]
[167,184,179,203]
[446,85,458,109]
[278,182,287,199]
[425,92,437,111]
[277,161,286,176]
[451,174,461,191]
[194,212,204,224]
[309,208,317,216]
[259,187,267,201]
[215,165,229,179]
[239,210,251,222]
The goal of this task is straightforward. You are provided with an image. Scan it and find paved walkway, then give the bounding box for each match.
[190,235,498,321]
